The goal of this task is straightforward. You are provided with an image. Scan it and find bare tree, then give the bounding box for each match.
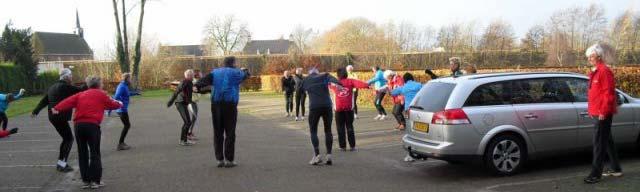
[112,0,128,73]
[132,0,146,89]
[580,4,607,50]
[479,19,515,51]
[203,15,251,55]
[437,23,463,54]
[521,25,545,52]
[290,24,318,54]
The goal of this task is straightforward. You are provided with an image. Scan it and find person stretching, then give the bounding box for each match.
[33,68,86,172]
[168,70,196,146]
[0,89,25,131]
[281,70,295,117]
[113,73,137,151]
[386,70,406,130]
[331,68,369,151]
[368,66,388,120]
[390,73,423,162]
[53,76,122,189]
[293,68,306,121]
[303,67,343,165]
[195,56,250,168]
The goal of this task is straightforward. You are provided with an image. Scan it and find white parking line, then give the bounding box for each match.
[0,186,42,190]
[18,131,53,134]
[0,139,58,143]
[0,164,55,168]
[480,174,582,192]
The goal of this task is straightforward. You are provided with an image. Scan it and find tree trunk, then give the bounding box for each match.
[132,0,146,90]
[122,0,130,72]
[112,0,128,73]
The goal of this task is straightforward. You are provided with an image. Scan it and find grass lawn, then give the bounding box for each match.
[5,95,43,118]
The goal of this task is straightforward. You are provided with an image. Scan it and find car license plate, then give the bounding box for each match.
[414,122,429,132]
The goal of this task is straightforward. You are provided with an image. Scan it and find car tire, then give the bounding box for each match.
[484,134,527,176]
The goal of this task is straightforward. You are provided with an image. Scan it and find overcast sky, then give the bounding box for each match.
[1,0,638,59]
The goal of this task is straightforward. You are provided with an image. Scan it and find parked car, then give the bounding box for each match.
[403,72,640,175]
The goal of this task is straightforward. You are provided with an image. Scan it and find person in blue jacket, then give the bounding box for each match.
[390,73,423,111]
[0,88,25,131]
[113,73,138,151]
[195,56,250,168]
[368,66,388,120]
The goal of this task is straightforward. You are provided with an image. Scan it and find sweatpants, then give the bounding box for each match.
[308,107,333,155]
[374,91,387,116]
[0,112,7,130]
[188,102,199,135]
[392,104,406,126]
[74,123,102,183]
[285,92,294,114]
[335,110,355,149]
[51,117,73,162]
[211,102,238,161]
[295,91,306,117]
[176,103,192,142]
[589,116,622,178]
[118,112,131,144]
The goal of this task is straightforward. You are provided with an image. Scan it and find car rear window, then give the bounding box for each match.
[411,82,456,112]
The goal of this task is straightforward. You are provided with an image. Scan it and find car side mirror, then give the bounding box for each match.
[617,93,625,106]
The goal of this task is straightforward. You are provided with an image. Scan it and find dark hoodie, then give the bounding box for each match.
[302,73,341,110]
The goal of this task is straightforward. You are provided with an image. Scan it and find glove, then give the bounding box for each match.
[19,88,26,95]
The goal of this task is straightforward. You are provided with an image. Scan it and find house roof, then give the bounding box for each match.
[242,39,295,55]
[32,32,93,55]
[159,45,204,56]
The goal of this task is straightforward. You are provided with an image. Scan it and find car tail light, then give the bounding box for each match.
[431,108,470,125]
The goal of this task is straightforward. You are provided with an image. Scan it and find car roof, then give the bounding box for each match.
[430,72,588,84]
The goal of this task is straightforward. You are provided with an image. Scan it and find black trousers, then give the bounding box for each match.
[374,91,387,115]
[285,92,294,113]
[309,107,333,155]
[392,104,406,126]
[188,102,198,134]
[118,112,131,144]
[353,90,359,115]
[335,110,355,149]
[295,91,306,117]
[176,103,192,142]
[50,117,73,162]
[74,123,102,183]
[589,116,622,177]
[0,112,7,130]
[211,102,238,161]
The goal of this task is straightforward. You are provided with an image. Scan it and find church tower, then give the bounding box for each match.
[75,9,84,38]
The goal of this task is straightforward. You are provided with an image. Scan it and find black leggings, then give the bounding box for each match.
[75,123,102,183]
[175,103,192,142]
[118,112,131,144]
[0,112,7,130]
[392,104,406,126]
[285,92,294,113]
[211,102,238,161]
[308,107,333,155]
[295,91,306,117]
[335,110,355,149]
[374,91,387,115]
[51,118,73,162]
[589,116,622,177]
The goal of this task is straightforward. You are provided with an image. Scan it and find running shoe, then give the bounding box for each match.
[309,155,323,165]
[225,161,237,168]
[216,161,225,168]
[179,140,195,146]
[9,128,18,134]
[379,115,387,121]
[602,170,623,177]
[117,143,131,151]
[295,117,300,121]
[80,182,91,189]
[374,115,382,120]
[325,154,332,165]
[583,176,600,184]
[56,164,74,173]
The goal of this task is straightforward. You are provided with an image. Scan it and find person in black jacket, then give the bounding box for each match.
[281,70,295,117]
[167,69,195,146]
[32,68,86,173]
[293,68,306,121]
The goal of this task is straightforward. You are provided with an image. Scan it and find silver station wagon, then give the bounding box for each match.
[403,72,640,175]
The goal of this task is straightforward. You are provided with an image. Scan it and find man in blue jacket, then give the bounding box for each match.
[196,56,250,168]
[390,73,423,111]
[113,73,137,151]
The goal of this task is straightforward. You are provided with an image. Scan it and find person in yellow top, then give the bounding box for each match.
[346,65,360,119]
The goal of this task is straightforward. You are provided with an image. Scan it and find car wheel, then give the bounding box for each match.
[484,134,527,176]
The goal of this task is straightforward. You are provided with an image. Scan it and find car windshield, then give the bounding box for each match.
[411,82,456,112]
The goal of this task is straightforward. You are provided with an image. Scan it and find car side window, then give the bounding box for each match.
[565,78,588,102]
[512,78,574,104]
[464,81,510,107]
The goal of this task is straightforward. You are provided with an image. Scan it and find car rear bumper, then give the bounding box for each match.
[403,135,481,162]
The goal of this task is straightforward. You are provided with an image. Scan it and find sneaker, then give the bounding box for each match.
[80,182,91,189]
[309,155,323,165]
[349,147,357,152]
[91,181,105,189]
[404,155,416,162]
[8,128,18,134]
[179,140,195,146]
[188,134,199,141]
[354,114,358,119]
[295,117,300,121]
[301,116,305,120]
[583,176,600,184]
[602,170,623,177]
[325,154,332,165]
[117,143,131,151]
[374,115,382,120]
[56,164,74,173]
[379,115,387,121]
[339,148,347,152]
[216,161,225,168]
[224,161,237,168]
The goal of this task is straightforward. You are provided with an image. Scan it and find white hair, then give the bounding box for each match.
[184,69,194,78]
[308,68,319,74]
[85,76,102,89]
[383,70,395,79]
[346,65,354,71]
[586,43,604,57]
[59,68,72,80]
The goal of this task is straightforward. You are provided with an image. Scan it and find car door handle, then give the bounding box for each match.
[579,111,590,117]
[524,114,538,120]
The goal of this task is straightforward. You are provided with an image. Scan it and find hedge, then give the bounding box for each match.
[0,62,59,95]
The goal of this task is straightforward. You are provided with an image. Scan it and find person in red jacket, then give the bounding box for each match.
[584,43,623,184]
[330,68,370,151]
[386,70,406,130]
[53,76,122,189]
